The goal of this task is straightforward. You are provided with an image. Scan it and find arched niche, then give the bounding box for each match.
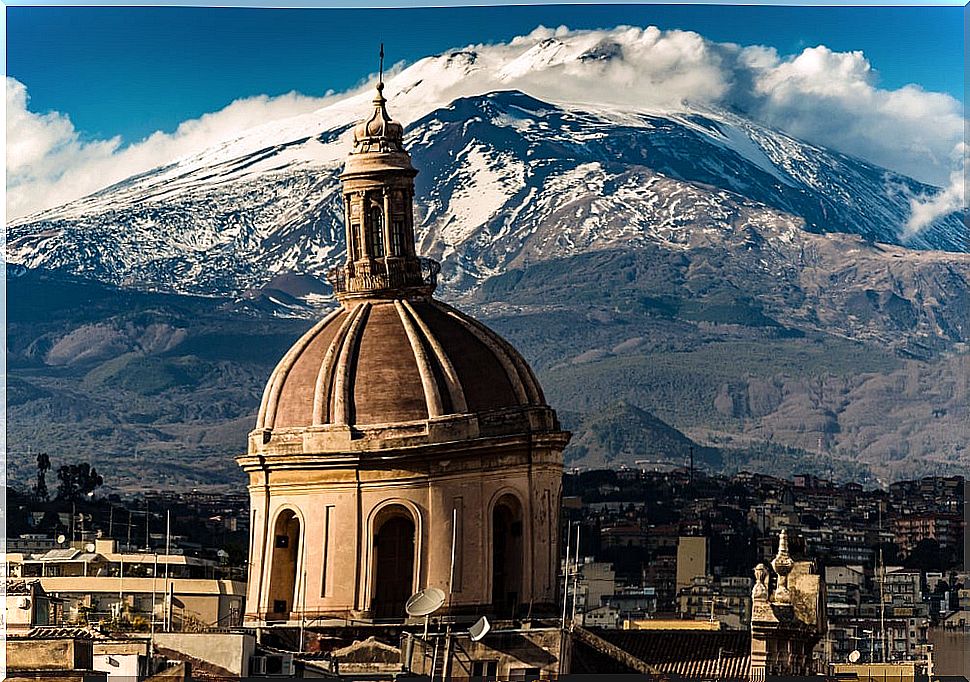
[491,493,524,617]
[370,504,417,620]
[266,508,302,617]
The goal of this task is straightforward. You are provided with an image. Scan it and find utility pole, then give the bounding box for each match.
[164,509,171,583]
[150,553,157,654]
[561,520,572,627]
[571,523,581,623]
[878,502,887,663]
[689,445,694,486]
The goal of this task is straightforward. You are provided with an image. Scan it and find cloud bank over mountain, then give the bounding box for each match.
[7,24,965,225]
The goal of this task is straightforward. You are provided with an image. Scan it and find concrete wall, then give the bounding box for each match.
[676,537,708,593]
[7,638,93,671]
[93,653,141,680]
[152,631,254,676]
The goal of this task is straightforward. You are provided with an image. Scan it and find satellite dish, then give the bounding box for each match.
[56,534,66,544]
[217,549,228,558]
[469,616,491,642]
[85,543,96,553]
[405,587,446,617]
[18,597,31,610]
[848,650,861,664]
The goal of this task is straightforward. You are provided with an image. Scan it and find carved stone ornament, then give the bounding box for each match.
[752,563,770,601]
[771,529,794,605]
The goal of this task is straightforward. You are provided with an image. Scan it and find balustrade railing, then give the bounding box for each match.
[327,256,439,295]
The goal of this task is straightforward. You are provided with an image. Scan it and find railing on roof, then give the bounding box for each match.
[327,257,439,295]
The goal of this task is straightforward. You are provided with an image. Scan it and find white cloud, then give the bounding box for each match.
[6,76,335,219]
[738,45,964,189]
[904,143,966,237]
[7,25,966,228]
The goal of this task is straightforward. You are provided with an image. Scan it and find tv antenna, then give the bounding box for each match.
[406,586,446,638]
[469,616,491,642]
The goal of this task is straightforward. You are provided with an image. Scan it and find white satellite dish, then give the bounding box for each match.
[469,616,491,642]
[56,534,66,544]
[217,549,228,558]
[848,650,861,664]
[405,587,446,617]
[85,543,96,553]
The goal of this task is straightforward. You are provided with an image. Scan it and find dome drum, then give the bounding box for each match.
[247,404,564,458]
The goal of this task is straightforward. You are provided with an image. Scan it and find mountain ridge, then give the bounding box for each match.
[7,83,965,303]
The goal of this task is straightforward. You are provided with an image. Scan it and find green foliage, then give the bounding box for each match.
[84,354,211,395]
[56,462,104,501]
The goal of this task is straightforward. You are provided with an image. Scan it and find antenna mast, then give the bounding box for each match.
[379,43,384,84]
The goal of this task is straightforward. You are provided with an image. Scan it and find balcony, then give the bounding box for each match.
[327,256,440,296]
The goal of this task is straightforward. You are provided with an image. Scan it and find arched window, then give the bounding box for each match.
[369,206,385,257]
[492,494,524,617]
[371,506,415,619]
[267,509,301,617]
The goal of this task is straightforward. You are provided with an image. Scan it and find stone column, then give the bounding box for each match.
[382,188,393,258]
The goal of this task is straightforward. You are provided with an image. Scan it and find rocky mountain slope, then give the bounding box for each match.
[5,45,969,489]
[7,50,966,300]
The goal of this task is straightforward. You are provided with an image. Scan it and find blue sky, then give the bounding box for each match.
[7,3,964,144]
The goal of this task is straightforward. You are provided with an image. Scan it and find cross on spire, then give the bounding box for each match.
[379,43,384,85]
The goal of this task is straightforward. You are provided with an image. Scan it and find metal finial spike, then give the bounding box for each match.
[379,43,384,85]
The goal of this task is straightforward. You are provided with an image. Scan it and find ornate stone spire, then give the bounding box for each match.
[771,529,794,605]
[350,82,405,153]
[328,46,439,303]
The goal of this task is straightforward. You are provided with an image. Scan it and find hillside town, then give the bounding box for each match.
[5,468,967,679]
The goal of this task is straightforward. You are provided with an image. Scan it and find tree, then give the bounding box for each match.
[55,462,104,501]
[33,452,51,501]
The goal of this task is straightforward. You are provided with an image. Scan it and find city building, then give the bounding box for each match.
[676,536,708,593]
[6,538,245,629]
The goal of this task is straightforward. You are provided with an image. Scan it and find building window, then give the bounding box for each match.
[472,661,498,681]
[390,219,404,255]
[350,223,361,260]
[370,207,385,257]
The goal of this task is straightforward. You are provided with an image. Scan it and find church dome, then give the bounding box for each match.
[255,297,545,432]
[240,58,567,625]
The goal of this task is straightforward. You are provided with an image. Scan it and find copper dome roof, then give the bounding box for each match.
[256,298,546,433]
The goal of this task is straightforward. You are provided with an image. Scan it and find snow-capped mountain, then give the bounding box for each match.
[7,46,967,300]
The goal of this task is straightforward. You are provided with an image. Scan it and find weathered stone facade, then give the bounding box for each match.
[749,530,827,680]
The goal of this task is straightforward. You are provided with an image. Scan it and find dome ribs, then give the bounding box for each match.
[331,302,371,425]
[399,298,468,415]
[394,299,445,419]
[258,307,344,430]
[312,304,362,426]
[350,301,427,425]
[431,301,541,406]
